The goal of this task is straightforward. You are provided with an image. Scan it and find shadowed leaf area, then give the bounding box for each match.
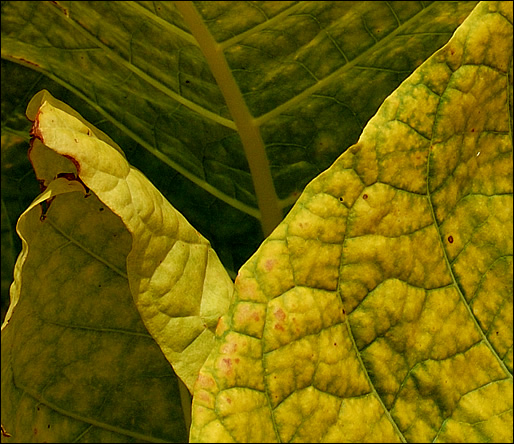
[1,1,512,443]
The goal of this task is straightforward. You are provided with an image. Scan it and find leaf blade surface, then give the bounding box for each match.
[190,2,513,442]
[1,89,234,441]
[1,176,189,442]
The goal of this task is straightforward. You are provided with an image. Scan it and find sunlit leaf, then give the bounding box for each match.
[190,2,513,442]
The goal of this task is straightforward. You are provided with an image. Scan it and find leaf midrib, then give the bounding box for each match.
[174,1,283,236]
[38,0,454,226]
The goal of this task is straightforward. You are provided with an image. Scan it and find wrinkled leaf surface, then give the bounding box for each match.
[190,2,513,442]
[1,0,479,274]
[1,90,234,441]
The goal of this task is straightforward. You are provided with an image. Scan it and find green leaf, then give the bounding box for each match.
[1,179,189,442]
[0,0,479,269]
[190,2,513,442]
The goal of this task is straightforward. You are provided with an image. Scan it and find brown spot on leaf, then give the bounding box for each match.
[1,425,12,438]
[363,194,368,200]
[18,58,40,68]
[222,358,232,372]
[448,235,454,243]
[56,172,77,181]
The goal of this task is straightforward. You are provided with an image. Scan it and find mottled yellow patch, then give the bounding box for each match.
[214,332,265,391]
[312,167,364,207]
[254,239,295,299]
[347,183,433,237]
[287,194,346,243]
[325,395,401,442]
[215,388,276,441]
[287,237,342,290]
[392,343,507,442]
[234,268,268,304]
[273,387,341,443]
[437,379,513,442]
[232,301,266,339]
[264,337,318,406]
[314,324,370,398]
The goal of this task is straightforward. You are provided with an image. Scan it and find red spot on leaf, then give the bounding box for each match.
[448,235,454,243]
[196,374,215,389]
[274,308,286,321]
[363,194,368,200]
[265,259,276,272]
[274,323,285,331]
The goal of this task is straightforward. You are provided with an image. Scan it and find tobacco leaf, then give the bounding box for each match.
[189,2,513,442]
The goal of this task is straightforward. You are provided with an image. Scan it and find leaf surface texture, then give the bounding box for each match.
[190,2,513,442]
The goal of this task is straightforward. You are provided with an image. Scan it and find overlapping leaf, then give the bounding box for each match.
[1,1,511,443]
[1,1,479,277]
[190,2,513,442]
[1,178,190,442]
[1,90,234,441]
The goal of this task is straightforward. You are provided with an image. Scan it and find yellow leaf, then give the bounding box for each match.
[190,2,513,442]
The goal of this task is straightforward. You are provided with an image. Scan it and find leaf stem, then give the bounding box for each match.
[175,1,283,236]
